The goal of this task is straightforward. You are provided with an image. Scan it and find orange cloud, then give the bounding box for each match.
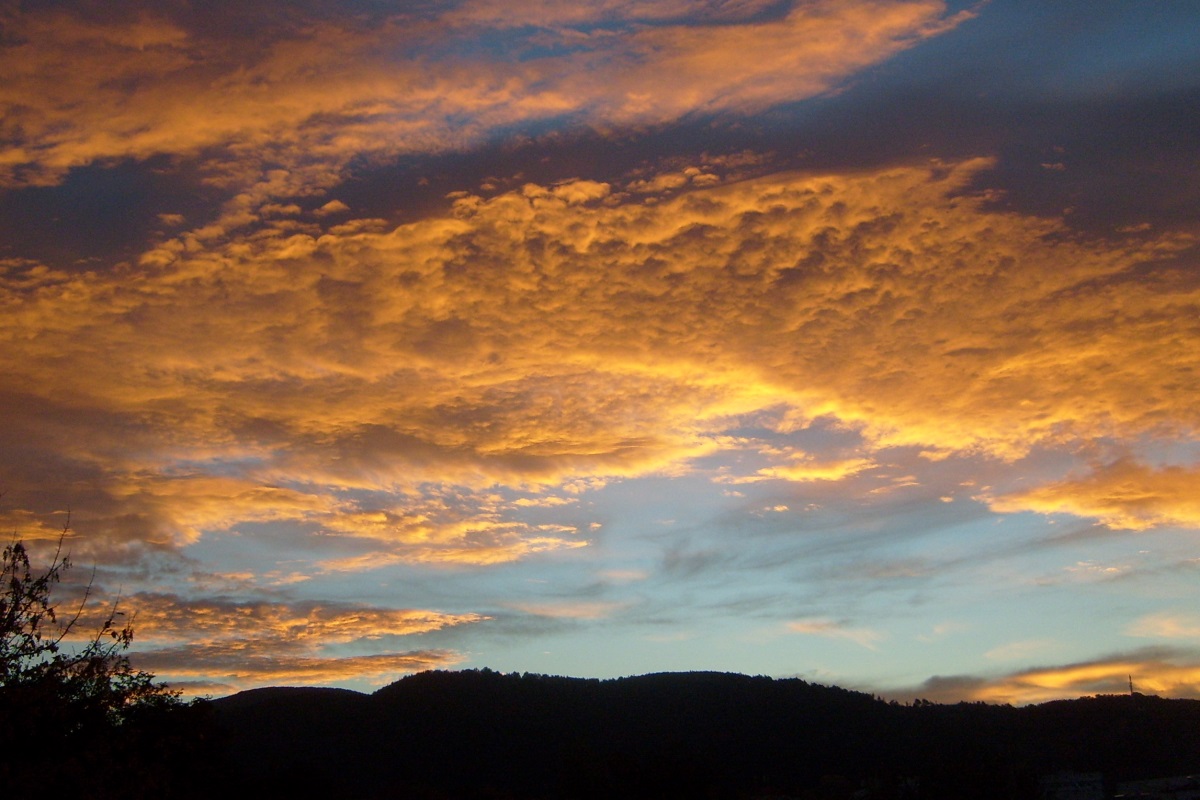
[988,459,1200,530]
[0,1,967,199]
[133,645,464,692]
[308,489,591,566]
[529,0,974,125]
[2,158,1196,561]
[911,651,1200,705]
[80,594,487,691]
[123,595,485,645]
[318,535,588,570]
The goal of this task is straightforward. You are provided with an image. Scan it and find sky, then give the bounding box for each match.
[1,0,1198,705]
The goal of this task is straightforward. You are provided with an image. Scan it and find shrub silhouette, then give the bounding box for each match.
[0,526,214,798]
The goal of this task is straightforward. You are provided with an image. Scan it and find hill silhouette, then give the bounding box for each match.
[208,669,1200,799]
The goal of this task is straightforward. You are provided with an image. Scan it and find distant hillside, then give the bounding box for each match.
[209,670,1200,799]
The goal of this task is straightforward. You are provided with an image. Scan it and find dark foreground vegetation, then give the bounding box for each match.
[211,669,1200,800]
[1,535,217,798]
[4,535,1198,799]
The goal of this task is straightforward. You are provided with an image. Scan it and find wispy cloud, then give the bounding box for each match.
[729,455,877,483]
[135,646,464,693]
[917,621,970,643]
[904,648,1200,705]
[787,618,884,650]
[0,0,969,196]
[1126,612,1200,640]
[123,595,486,644]
[508,600,630,619]
[984,639,1057,662]
[318,534,589,570]
[105,594,486,691]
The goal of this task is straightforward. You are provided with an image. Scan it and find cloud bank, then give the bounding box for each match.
[3,158,1195,565]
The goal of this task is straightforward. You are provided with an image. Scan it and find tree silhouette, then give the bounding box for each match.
[1,527,170,704]
[0,525,212,798]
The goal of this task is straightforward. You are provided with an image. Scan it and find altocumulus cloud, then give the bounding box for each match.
[3,158,1195,564]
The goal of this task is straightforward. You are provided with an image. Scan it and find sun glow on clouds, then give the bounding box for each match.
[740,455,877,483]
[913,651,1200,706]
[0,0,967,193]
[128,596,485,643]
[76,595,487,691]
[989,459,1200,530]
[2,1,1199,697]
[5,159,1195,557]
[136,648,465,692]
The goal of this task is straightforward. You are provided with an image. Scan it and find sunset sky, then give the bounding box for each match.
[2,0,1199,704]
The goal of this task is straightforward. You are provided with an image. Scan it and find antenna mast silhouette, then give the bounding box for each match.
[1128,674,1134,695]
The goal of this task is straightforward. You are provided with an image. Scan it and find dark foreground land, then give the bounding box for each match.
[206,669,1200,799]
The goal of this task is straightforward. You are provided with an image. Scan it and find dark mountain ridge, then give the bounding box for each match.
[209,669,1200,799]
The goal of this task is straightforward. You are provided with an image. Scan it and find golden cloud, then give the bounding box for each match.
[104,475,340,547]
[133,645,464,691]
[318,535,588,570]
[0,1,967,196]
[310,489,591,566]
[2,158,1197,561]
[913,650,1200,705]
[740,455,877,483]
[86,594,486,690]
[988,459,1200,530]
[124,595,486,645]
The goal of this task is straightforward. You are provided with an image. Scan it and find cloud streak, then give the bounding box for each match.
[0,0,968,199]
[1127,612,1200,640]
[909,648,1200,705]
[105,594,486,691]
[135,646,464,691]
[788,618,883,650]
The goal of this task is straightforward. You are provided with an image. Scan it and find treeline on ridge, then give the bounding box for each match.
[209,669,1200,799]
